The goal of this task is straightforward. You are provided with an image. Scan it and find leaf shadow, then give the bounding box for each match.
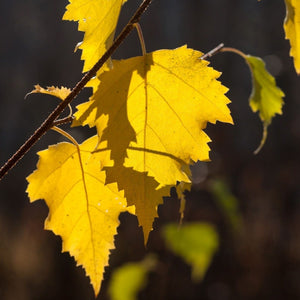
[76,53,154,166]
[75,53,174,242]
[105,164,170,243]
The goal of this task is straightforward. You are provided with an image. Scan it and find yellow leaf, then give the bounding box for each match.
[284,0,300,74]
[27,84,71,100]
[63,0,126,72]
[105,165,171,243]
[75,46,233,187]
[26,136,133,296]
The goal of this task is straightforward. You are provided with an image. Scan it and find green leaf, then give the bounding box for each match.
[163,223,219,281]
[109,257,156,300]
[209,179,242,231]
[245,55,285,153]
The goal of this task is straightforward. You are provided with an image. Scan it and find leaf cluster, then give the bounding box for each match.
[0,0,297,297]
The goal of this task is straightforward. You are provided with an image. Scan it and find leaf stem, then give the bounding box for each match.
[135,23,147,56]
[0,0,153,181]
[220,47,247,59]
[253,122,268,155]
[51,126,79,146]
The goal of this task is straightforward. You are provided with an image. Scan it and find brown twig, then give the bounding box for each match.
[0,0,153,181]
[52,116,74,126]
[200,43,225,60]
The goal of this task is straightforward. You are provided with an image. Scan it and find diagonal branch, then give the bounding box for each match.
[0,0,153,181]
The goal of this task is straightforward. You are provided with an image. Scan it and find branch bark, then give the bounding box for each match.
[0,0,153,181]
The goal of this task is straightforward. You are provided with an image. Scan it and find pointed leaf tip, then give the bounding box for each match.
[63,0,126,73]
[74,46,233,243]
[26,136,133,296]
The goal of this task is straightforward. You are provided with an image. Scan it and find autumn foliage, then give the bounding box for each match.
[0,0,296,297]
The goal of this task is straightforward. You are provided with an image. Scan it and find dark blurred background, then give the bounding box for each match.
[0,0,299,299]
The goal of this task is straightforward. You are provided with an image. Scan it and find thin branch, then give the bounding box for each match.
[0,0,153,181]
[52,116,74,126]
[200,43,225,60]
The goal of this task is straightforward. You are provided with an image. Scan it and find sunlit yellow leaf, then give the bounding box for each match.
[63,0,126,72]
[75,46,233,187]
[245,55,284,153]
[284,0,300,74]
[163,223,219,281]
[26,136,133,296]
[27,84,71,100]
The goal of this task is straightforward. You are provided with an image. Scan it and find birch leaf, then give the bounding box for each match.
[284,0,300,74]
[246,55,284,123]
[245,55,285,153]
[109,263,148,300]
[63,0,127,72]
[75,46,233,187]
[163,223,219,281]
[209,179,242,231]
[27,84,71,100]
[26,136,133,296]
[109,256,156,300]
[105,165,171,243]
